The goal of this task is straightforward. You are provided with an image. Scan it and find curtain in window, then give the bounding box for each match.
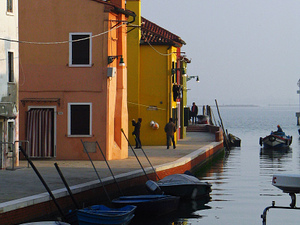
[26,109,54,157]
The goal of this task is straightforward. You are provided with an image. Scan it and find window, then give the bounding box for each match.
[7,0,13,13]
[69,33,92,67]
[8,52,14,82]
[68,103,92,136]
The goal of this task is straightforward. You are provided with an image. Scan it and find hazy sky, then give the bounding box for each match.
[141,0,300,106]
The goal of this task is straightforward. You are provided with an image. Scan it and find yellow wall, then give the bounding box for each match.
[127,1,179,146]
[127,0,141,145]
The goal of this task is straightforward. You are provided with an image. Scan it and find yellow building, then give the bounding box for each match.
[127,1,186,146]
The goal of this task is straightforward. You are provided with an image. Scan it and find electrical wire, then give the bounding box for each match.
[127,101,166,111]
[0,23,125,45]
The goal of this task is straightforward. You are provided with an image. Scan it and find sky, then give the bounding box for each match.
[141,0,300,106]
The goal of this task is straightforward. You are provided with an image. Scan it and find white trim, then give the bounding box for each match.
[69,32,92,67]
[67,102,92,137]
[28,106,57,157]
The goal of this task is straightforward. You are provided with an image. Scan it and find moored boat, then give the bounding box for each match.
[112,195,179,217]
[146,174,212,200]
[259,131,292,148]
[76,204,136,225]
[272,174,300,193]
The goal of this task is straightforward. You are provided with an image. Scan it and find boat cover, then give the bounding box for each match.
[157,174,209,186]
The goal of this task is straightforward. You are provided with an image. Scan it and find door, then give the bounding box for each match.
[26,108,54,158]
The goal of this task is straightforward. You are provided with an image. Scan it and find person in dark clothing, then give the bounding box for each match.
[164,118,177,149]
[276,125,283,133]
[132,118,142,149]
[190,102,198,124]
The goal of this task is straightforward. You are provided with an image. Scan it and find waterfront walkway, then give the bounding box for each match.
[0,130,223,224]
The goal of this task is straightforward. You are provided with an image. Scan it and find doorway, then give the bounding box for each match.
[26,108,55,158]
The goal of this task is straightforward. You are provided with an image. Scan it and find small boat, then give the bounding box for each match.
[112,195,179,217]
[259,131,292,148]
[272,174,300,194]
[228,133,241,147]
[146,173,212,200]
[76,205,136,225]
[19,222,70,225]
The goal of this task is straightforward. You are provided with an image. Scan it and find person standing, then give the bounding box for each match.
[132,118,142,149]
[164,118,177,149]
[190,102,198,124]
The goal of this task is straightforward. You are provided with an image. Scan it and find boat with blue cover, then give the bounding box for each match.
[76,205,136,225]
[259,131,292,148]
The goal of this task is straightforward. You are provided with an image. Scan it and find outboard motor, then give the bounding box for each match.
[145,180,163,195]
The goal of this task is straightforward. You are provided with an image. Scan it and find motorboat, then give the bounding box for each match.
[112,194,179,217]
[272,174,300,194]
[261,174,300,224]
[259,131,292,148]
[76,205,136,225]
[146,173,212,200]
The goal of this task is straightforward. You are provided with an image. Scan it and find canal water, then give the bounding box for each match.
[131,105,300,225]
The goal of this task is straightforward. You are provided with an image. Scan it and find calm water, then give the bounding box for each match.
[132,105,300,225]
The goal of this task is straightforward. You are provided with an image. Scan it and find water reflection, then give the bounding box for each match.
[130,197,211,225]
[260,147,292,160]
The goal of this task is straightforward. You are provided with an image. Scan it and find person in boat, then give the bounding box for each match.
[273,125,283,134]
[164,118,177,149]
[132,118,142,149]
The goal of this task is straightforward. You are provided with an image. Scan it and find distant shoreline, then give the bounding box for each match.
[216,104,298,107]
[217,104,259,107]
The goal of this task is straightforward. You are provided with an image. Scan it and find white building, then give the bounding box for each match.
[0,0,19,169]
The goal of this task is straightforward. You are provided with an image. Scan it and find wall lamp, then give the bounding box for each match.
[187,75,200,82]
[171,68,186,76]
[107,55,125,66]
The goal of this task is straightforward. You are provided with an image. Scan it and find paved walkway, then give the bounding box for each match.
[0,132,217,207]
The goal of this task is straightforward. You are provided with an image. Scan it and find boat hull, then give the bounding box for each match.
[112,195,179,217]
[76,205,136,225]
[159,183,211,200]
[260,133,292,148]
[272,174,300,193]
[19,222,70,225]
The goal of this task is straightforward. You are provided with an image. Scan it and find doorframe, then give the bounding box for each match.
[28,106,57,157]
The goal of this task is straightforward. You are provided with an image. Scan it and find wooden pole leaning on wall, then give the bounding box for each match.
[215,99,231,151]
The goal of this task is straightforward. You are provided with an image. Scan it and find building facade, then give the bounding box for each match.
[0,0,19,169]
[127,0,187,146]
[18,0,134,160]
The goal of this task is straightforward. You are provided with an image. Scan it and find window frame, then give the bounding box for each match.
[68,103,92,137]
[69,33,92,67]
[7,0,13,14]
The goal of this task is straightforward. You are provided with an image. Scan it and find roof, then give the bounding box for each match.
[91,0,136,19]
[141,17,186,47]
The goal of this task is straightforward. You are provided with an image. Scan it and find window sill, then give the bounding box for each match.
[68,64,93,68]
[68,135,92,138]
